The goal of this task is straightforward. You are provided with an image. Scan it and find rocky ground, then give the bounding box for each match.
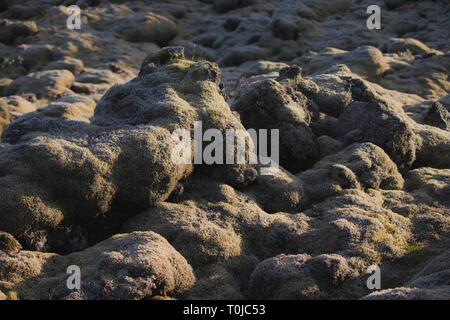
[0,0,449,300]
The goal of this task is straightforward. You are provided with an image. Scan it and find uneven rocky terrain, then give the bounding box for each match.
[0,0,449,300]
